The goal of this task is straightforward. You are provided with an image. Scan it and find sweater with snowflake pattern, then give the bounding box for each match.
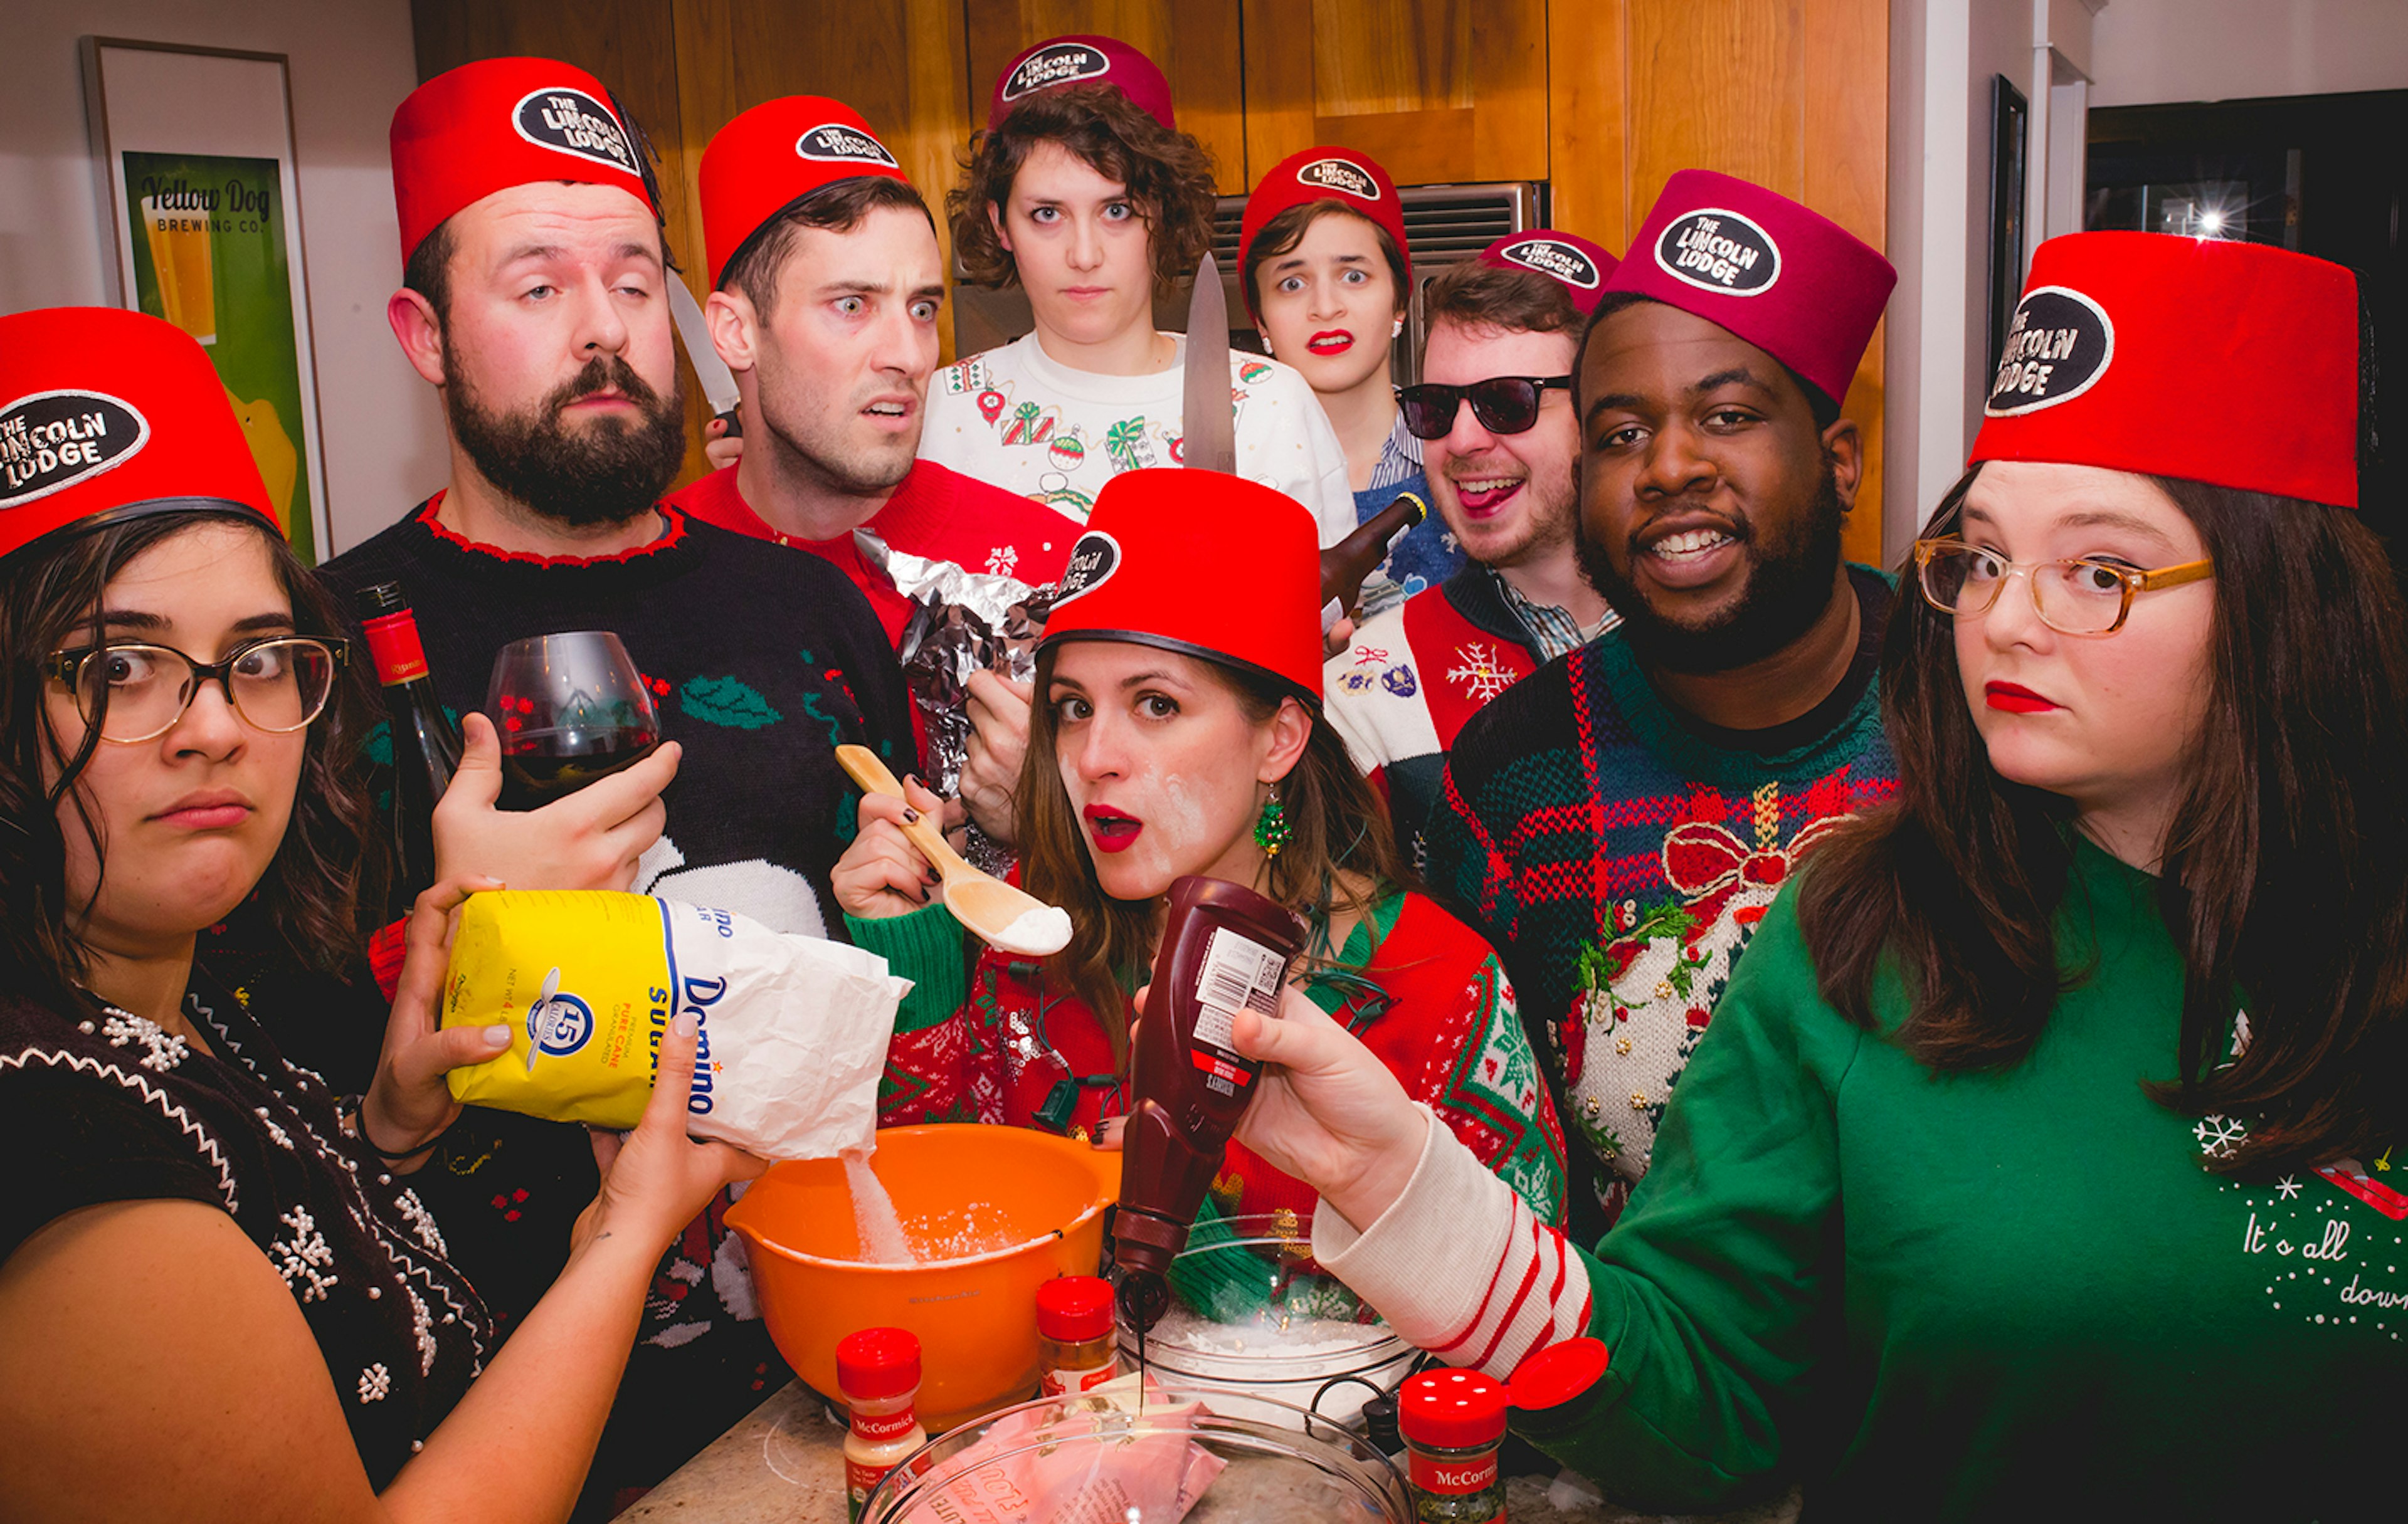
[1423,567,1898,1239]
[0,971,492,1488]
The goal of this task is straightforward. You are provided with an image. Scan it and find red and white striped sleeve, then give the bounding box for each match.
[1312,1103,1593,1380]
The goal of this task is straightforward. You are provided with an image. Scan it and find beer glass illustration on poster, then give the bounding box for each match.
[121,151,315,562]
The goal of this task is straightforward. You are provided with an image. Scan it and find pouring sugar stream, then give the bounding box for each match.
[835,744,1072,957]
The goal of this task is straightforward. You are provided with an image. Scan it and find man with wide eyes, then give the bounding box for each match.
[1422,172,1903,1241]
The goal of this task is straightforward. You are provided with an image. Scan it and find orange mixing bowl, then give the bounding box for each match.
[727,1123,1121,1431]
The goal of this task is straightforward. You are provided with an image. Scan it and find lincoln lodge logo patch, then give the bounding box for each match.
[1986,286,2115,416]
[1052,530,1122,607]
[1001,43,1110,103]
[1655,208,1781,295]
[1497,236,1601,290]
[796,123,898,167]
[1296,157,1380,201]
[513,87,637,174]
[0,390,150,508]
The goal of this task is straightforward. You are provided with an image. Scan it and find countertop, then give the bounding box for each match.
[617,1381,1802,1523]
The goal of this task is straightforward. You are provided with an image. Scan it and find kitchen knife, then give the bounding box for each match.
[1179,252,1235,474]
[667,276,742,438]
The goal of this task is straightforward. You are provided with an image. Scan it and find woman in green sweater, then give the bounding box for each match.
[1215,233,2407,1518]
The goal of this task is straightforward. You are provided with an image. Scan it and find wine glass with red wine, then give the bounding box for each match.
[485,631,662,810]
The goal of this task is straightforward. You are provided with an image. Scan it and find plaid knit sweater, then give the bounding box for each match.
[1423,568,1898,1235]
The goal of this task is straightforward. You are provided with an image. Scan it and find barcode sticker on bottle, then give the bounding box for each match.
[1195,927,1286,1051]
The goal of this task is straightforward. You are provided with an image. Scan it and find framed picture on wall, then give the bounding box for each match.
[80,37,332,564]
[1987,73,2030,383]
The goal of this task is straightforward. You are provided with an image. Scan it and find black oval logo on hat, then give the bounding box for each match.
[1654,208,1781,296]
[1051,530,1122,609]
[0,390,150,508]
[1296,157,1380,202]
[511,87,637,174]
[1497,236,1601,290]
[796,123,898,167]
[1985,286,2116,417]
[1001,43,1110,103]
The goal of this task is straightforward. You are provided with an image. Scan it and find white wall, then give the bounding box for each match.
[1884,0,2041,559]
[0,0,443,556]
[2089,0,2408,107]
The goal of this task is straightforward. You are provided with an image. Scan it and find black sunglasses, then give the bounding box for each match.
[1396,375,1574,440]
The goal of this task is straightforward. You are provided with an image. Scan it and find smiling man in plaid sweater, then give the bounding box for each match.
[1423,173,1901,1241]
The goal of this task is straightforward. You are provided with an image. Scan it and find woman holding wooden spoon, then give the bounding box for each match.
[830,468,1566,1229]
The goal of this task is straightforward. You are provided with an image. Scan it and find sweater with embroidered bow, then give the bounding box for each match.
[1423,567,1899,1239]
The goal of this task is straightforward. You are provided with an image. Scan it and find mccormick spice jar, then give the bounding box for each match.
[1398,1368,1508,1523]
[1036,1276,1121,1395]
[838,1327,929,1522]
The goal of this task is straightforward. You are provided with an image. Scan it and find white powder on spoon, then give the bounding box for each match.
[988,904,1073,956]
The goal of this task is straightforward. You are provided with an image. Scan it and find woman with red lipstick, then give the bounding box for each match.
[833,467,1566,1232]
[919,36,1354,540]
[0,308,759,1518]
[1240,146,1460,613]
[1197,235,2408,1516]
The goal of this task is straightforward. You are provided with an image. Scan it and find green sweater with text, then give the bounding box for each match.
[1343,838,2405,1518]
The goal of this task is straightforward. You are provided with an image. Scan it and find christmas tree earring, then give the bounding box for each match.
[1255,786,1292,858]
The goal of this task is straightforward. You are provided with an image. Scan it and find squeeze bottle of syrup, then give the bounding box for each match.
[1112,875,1309,1330]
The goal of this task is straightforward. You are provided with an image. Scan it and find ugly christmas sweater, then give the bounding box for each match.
[847,887,1568,1231]
[316,495,912,1496]
[1312,838,2408,1520]
[1326,564,1550,871]
[1423,567,1897,1237]
[920,331,1356,544]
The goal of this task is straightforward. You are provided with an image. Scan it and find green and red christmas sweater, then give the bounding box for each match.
[1423,567,1898,1237]
[847,887,1569,1231]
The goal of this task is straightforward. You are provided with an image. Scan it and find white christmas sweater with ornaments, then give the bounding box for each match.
[1316,839,2407,1518]
[921,331,1356,545]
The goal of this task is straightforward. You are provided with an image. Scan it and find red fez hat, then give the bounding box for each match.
[700,97,914,289]
[391,57,657,264]
[1605,170,1894,407]
[0,307,276,562]
[988,35,1175,134]
[1970,231,2358,509]
[1042,469,1323,704]
[1476,231,1620,315]
[1240,147,1410,320]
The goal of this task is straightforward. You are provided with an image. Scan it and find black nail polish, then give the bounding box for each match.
[902,807,919,824]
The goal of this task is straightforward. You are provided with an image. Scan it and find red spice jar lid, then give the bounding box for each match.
[1507,1337,1610,1411]
[836,1327,922,1399]
[1398,1368,1509,1449]
[1037,1276,1116,1342]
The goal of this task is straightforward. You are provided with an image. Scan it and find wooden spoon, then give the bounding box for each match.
[835,744,1073,957]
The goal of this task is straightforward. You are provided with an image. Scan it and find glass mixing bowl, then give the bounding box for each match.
[1116,1212,1417,1431]
[858,1382,1411,1523]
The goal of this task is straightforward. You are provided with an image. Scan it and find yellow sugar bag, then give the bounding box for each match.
[440,890,908,1158]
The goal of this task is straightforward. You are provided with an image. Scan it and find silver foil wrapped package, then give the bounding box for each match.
[855,530,1057,868]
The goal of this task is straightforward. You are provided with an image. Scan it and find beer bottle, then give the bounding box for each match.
[1319,490,1430,628]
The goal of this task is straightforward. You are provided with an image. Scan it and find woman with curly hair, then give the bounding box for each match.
[920,35,1353,541]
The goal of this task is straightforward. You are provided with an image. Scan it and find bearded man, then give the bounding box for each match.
[1422,172,1901,1243]
[315,58,911,1508]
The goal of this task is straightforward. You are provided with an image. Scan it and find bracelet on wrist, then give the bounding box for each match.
[341,1093,450,1164]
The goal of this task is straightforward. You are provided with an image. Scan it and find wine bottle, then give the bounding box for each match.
[357,582,462,899]
[1319,489,1430,629]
